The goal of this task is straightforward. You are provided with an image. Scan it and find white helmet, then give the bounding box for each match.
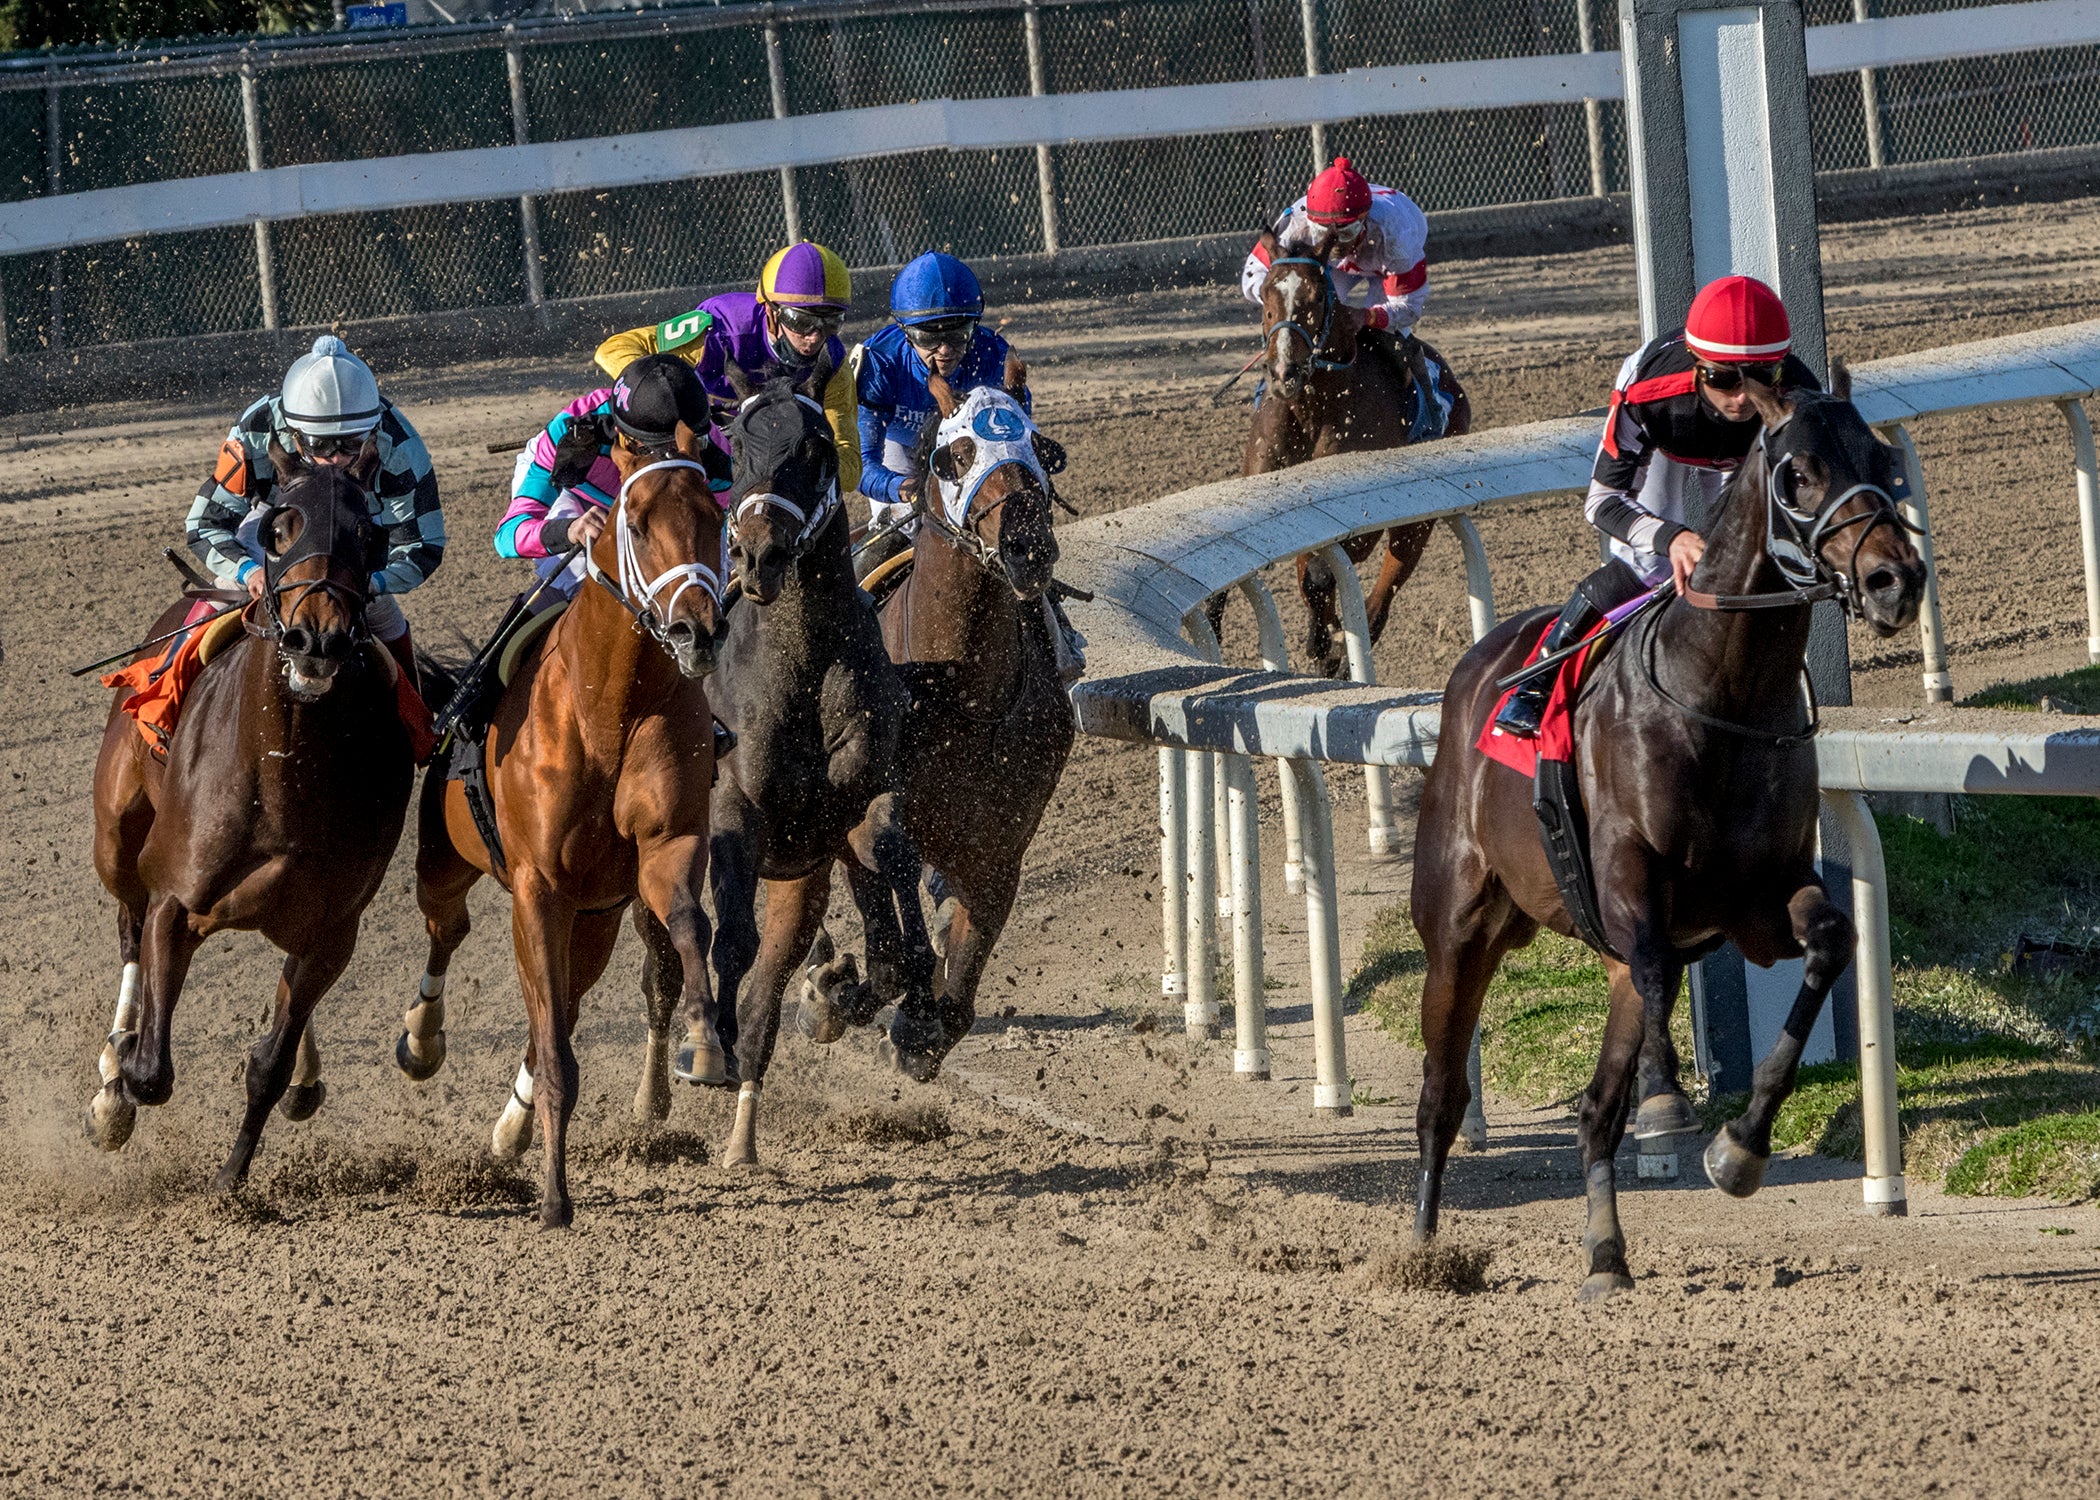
[281,335,382,439]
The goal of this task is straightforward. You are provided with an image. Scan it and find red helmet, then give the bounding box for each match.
[1305,156,1372,226]
[1684,275,1791,363]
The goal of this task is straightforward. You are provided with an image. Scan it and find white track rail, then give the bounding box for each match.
[1061,318,2100,1210]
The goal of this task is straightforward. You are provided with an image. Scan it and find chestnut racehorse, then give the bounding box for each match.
[85,451,416,1191]
[1409,372,1925,1299]
[1215,227,1472,676]
[400,431,731,1228]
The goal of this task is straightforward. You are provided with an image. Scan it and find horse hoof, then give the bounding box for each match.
[491,1107,534,1163]
[537,1199,573,1231]
[82,1080,136,1153]
[1703,1124,1769,1198]
[1578,1271,1636,1303]
[280,1081,327,1122]
[721,1140,760,1170]
[1634,1090,1698,1139]
[879,1038,943,1084]
[798,984,849,1045]
[672,1040,732,1089]
[394,1028,447,1082]
[208,1164,247,1198]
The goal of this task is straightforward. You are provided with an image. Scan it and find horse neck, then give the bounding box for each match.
[777,515,858,643]
[906,530,1022,702]
[558,562,680,741]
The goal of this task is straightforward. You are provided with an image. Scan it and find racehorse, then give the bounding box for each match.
[85,450,416,1191]
[684,367,925,1167]
[1211,226,1472,676]
[398,430,731,1228]
[1409,370,1925,1299]
[804,373,1074,1082]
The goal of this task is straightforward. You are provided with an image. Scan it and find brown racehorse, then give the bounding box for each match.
[400,430,731,1228]
[1214,227,1472,676]
[1409,373,1924,1299]
[85,450,416,1192]
[804,374,1074,1083]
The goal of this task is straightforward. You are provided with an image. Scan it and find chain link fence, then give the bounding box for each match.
[2,0,2096,355]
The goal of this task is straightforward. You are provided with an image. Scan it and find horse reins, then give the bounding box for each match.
[1265,256,1357,376]
[586,458,726,651]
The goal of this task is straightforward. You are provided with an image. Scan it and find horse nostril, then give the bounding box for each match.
[1865,567,1899,596]
[281,626,315,657]
[320,631,356,661]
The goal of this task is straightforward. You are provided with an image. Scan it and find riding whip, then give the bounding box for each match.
[1492,585,1672,694]
[1209,348,1267,407]
[71,602,245,678]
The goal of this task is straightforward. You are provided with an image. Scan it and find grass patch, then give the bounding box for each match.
[1962,662,2100,715]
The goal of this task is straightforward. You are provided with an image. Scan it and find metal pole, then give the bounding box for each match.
[1292,758,1351,1117]
[2060,399,2100,665]
[1880,423,1952,700]
[1159,748,1187,1008]
[505,31,549,330]
[1318,542,1398,861]
[1574,0,1608,196]
[1853,0,1886,171]
[45,67,62,353]
[1022,0,1062,256]
[1444,515,1497,642]
[1825,791,1906,1217]
[1225,751,1270,1080]
[1243,577,1307,895]
[1249,0,1282,221]
[764,19,803,244]
[1181,609,1222,1039]
[240,57,280,332]
[1299,0,1327,174]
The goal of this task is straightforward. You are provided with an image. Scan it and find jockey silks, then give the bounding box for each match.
[856,321,1027,519]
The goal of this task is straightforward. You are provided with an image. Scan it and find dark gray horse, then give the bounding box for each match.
[651,366,927,1165]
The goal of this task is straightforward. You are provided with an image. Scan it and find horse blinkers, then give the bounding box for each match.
[1759,417,1924,633]
[259,476,378,695]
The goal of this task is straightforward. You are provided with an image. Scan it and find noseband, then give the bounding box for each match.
[587,458,727,651]
[1265,256,1356,376]
[729,391,841,562]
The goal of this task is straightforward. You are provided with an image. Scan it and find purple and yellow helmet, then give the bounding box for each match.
[758,241,852,312]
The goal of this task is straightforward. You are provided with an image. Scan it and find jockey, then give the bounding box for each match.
[595,241,860,495]
[1240,155,1431,340]
[185,334,443,686]
[852,250,1028,583]
[494,353,721,602]
[1493,274,1823,737]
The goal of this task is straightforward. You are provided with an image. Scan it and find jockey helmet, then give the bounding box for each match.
[890,251,984,328]
[281,335,381,439]
[611,353,712,447]
[1684,275,1791,363]
[759,241,852,313]
[1305,156,1372,226]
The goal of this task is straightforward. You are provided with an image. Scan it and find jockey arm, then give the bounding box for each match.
[186,421,266,588]
[496,398,615,560]
[367,410,446,595]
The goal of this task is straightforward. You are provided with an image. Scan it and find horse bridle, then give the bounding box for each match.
[728,391,841,562]
[1265,256,1356,376]
[259,487,376,652]
[586,458,727,651]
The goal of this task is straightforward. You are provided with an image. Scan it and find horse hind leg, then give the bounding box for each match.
[887,865,1015,1083]
[1297,551,1345,679]
[723,872,834,1168]
[212,927,356,1194]
[1363,522,1434,644]
[398,778,479,1082]
[1706,885,1853,1198]
[280,1024,326,1121]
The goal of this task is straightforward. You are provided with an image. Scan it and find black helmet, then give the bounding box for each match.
[611,354,711,446]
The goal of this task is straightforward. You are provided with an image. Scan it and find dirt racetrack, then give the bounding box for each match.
[3,198,2100,1495]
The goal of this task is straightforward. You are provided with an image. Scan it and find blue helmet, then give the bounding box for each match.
[890,251,984,327]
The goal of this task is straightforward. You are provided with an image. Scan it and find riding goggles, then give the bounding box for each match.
[1697,360,1785,391]
[295,430,371,459]
[905,319,977,352]
[772,303,845,337]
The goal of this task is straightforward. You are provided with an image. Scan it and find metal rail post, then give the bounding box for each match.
[44,66,62,352]
[504,29,549,329]
[2060,398,2100,665]
[1242,577,1307,895]
[1573,0,1609,196]
[1159,748,1187,1007]
[1225,751,1271,1079]
[1248,0,1283,221]
[1299,0,1327,173]
[764,18,803,243]
[1290,758,1351,1116]
[1825,791,1906,1216]
[239,56,280,332]
[1022,0,1062,256]
[1318,543,1399,861]
[1879,423,1952,700]
[1853,0,1886,171]
[1181,610,1224,1038]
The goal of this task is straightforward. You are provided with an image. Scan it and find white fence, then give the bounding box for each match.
[1057,318,2100,1213]
[8,0,2100,258]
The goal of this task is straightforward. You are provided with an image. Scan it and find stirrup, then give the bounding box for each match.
[1494,687,1548,739]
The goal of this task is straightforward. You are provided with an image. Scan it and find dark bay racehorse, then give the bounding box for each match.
[1410,372,1924,1299]
[1212,227,1472,676]
[400,431,731,1228]
[689,369,924,1166]
[86,451,416,1191]
[805,374,1075,1082]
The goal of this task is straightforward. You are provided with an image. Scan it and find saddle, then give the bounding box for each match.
[440,599,569,881]
[102,604,258,759]
[1475,615,1622,960]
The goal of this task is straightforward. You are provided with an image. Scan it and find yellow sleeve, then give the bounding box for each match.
[825,358,862,496]
[594,325,664,380]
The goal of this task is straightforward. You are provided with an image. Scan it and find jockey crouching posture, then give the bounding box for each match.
[854,250,1085,679]
[186,334,443,688]
[1494,274,1821,737]
[595,240,860,494]
[1240,156,1438,416]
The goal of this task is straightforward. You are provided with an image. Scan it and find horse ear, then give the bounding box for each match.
[1743,377,1793,431]
[349,434,382,488]
[928,374,959,420]
[721,361,759,402]
[799,345,837,403]
[1004,352,1029,401]
[269,433,307,481]
[1828,358,1852,402]
[674,420,706,462]
[1255,227,1280,262]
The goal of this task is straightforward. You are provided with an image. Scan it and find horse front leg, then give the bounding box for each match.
[1363,522,1434,644]
[649,835,735,1092]
[212,924,357,1194]
[88,894,204,1155]
[1297,551,1345,679]
[1706,884,1854,1198]
[889,863,1015,1083]
[398,776,480,1083]
[510,877,579,1229]
[722,872,834,1169]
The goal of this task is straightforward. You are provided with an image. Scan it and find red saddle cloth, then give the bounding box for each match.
[1474,614,1613,777]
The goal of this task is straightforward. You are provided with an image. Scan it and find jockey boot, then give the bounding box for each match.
[712,717,738,763]
[1043,592,1087,685]
[854,525,911,587]
[1492,589,1602,739]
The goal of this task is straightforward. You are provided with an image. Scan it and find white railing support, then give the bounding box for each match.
[1853,0,1887,170]
[1317,542,1400,861]
[1180,609,1223,1038]
[1158,747,1186,1006]
[1443,513,1497,642]
[1298,0,1327,172]
[1290,758,1352,1117]
[238,56,280,332]
[1880,422,1953,701]
[1824,790,1907,1217]
[763,19,803,243]
[43,67,61,351]
[2060,398,2100,664]
[1241,576,1307,895]
[1225,751,1270,1079]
